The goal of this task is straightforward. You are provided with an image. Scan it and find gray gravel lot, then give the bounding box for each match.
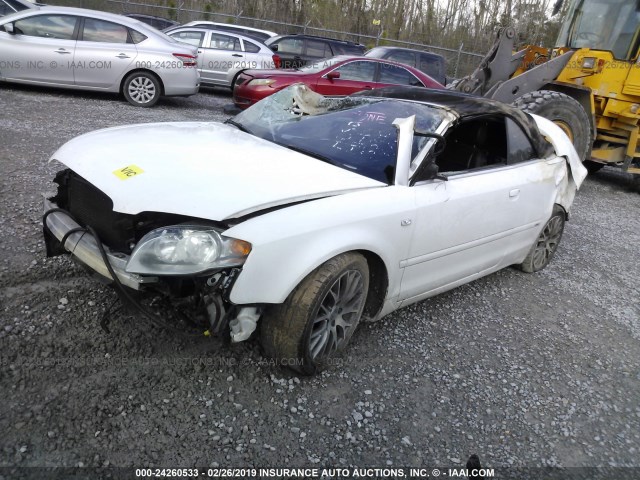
[1,84,640,478]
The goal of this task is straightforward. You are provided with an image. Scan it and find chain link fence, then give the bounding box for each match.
[50,0,484,78]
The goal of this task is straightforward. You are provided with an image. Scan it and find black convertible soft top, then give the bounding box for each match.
[355,86,555,159]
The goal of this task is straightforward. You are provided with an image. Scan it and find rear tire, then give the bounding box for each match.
[260,252,369,375]
[123,71,161,107]
[517,205,565,273]
[513,90,594,167]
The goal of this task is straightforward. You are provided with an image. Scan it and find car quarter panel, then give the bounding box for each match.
[224,186,416,309]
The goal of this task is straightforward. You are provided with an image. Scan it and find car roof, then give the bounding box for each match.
[184,20,276,37]
[165,26,269,46]
[125,13,176,22]
[367,46,444,58]
[356,86,554,157]
[267,34,364,47]
[1,5,163,34]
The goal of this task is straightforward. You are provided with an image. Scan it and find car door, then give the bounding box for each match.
[72,17,138,89]
[198,31,243,85]
[0,14,78,85]
[398,115,554,304]
[314,60,377,96]
[168,29,206,78]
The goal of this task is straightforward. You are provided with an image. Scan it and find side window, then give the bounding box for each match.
[276,38,303,55]
[506,118,536,164]
[129,29,147,44]
[306,39,330,58]
[82,18,128,43]
[379,64,424,87]
[170,30,204,47]
[243,40,260,53]
[209,33,241,51]
[333,61,376,82]
[14,15,77,39]
[387,50,416,67]
[434,118,508,174]
[419,54,444,78]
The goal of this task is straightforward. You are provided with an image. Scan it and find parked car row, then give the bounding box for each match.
[0,4,448,106]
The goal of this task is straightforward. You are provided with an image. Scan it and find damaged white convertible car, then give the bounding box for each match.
[43,85,587,374]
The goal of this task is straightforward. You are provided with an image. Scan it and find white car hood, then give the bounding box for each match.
[51,122,384,220]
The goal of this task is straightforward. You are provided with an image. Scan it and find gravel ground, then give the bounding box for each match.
[1,84,640,478]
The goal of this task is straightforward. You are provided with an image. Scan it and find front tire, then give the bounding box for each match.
[513,90,597,170]
[123,71,161,107]
[260,252,369,375]
[518,206,565,273]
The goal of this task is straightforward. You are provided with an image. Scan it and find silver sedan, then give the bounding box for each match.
[166,26,277,89]
[0,6,200,106]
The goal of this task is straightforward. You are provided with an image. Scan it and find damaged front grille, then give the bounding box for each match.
[51,169,226,255]
[69,172,135,252]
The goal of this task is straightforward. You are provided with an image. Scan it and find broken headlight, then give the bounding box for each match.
[125,226,251,275]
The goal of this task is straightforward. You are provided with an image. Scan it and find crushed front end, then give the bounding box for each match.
[43,169,260,341]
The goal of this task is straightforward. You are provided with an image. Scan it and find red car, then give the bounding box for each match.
[232,55,444,109]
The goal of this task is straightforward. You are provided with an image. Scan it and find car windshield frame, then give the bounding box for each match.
[230,85,450,184]
[556,0,640,59]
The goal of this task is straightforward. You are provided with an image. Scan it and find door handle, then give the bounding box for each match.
[509,189,520,198]
[54,48,71,54]
[232,54,243,57]
[115,53,130,59]
[363,86,373,89]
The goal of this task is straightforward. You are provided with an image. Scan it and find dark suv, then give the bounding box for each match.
[365,46,446,85]
[124,14,179,31]
[265,34,365,69]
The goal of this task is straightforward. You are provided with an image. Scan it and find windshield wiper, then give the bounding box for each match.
[224,118,251,134]
[283,144,339,166]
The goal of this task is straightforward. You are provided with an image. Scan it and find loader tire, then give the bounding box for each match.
[513,90,598,170]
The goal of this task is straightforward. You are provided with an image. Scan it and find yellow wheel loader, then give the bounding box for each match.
[451,0,640,190]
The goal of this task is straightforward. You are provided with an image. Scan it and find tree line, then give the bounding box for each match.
[162,0,569,53]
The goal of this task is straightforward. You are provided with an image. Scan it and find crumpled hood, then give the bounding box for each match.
[51,122,384,220]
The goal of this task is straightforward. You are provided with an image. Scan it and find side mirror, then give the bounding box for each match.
[326,71,340,80]
[270,44,278,52]
[4,22,15,34]
[409,131,449,185]
[421,162,443,181]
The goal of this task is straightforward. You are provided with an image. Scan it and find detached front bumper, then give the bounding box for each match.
[43,198,157,290]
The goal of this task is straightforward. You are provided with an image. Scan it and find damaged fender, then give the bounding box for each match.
[223,186,415,312]
[530,114,588,213]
